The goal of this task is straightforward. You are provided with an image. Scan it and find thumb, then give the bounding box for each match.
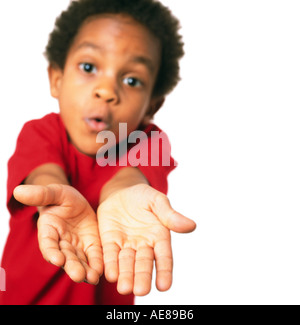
[151,194,196,233]
[13,184,64,207]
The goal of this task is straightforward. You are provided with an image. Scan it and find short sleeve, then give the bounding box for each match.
[126,124,177,194]
[7,114,67,214]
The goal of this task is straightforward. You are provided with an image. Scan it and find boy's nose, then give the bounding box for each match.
[94,79,119,104]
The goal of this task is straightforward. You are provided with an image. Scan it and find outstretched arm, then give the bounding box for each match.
[98,167,196,296]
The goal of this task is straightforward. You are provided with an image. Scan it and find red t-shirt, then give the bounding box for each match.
[0,113,176,305]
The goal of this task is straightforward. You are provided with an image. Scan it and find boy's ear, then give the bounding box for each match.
[48,65,63,99]
[143,97,165,124]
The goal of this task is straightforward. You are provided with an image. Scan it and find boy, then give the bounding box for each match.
[0,0,196,305]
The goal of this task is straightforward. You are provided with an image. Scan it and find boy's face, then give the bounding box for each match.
[48,14,162,156]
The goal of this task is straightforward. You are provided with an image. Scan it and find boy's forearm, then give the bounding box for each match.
[24,164,148,205]
[99,167,149,203]
[25,163,69,186]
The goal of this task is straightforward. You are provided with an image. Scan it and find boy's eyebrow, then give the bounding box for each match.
[75,41,104,52]
[74,41,156,73]
[130,56,155,74]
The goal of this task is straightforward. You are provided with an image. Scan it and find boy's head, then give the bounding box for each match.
[45,0,184,156]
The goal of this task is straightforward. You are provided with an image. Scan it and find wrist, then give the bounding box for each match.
[99,167,148,204]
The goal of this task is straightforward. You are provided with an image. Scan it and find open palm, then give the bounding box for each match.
[98,184,196,296]
[13,184,103,285]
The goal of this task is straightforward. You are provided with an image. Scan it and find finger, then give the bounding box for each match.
[133,246,154,296]
[117,248,135,295]
[151,194,196,233]
[13,184,64,207]
[84,243,103,278]
[154,239,173,292]
[59,239,86,283]
[75,248,100,285]
[103,243,120,283]
[37,220,65,267]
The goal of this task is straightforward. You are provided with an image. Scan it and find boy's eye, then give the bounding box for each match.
[79,63,97,74]
[123,77,142,88]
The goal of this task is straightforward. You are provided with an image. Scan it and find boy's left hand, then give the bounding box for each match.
[97,184,196,296]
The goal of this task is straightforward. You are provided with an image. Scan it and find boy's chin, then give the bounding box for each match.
[71,139,99,157]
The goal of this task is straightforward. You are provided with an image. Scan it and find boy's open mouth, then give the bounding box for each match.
[84,117,109,132]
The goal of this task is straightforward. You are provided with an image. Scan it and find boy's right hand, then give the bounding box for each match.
[13,184,103,285]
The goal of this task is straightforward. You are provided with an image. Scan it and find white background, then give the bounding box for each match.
[0,0,300,305]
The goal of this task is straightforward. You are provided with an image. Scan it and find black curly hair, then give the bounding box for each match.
[45,0,184,98]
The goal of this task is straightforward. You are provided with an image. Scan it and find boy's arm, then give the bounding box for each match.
[14,163,103,285]
[98,167,196,296]
[24,163,69,186]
